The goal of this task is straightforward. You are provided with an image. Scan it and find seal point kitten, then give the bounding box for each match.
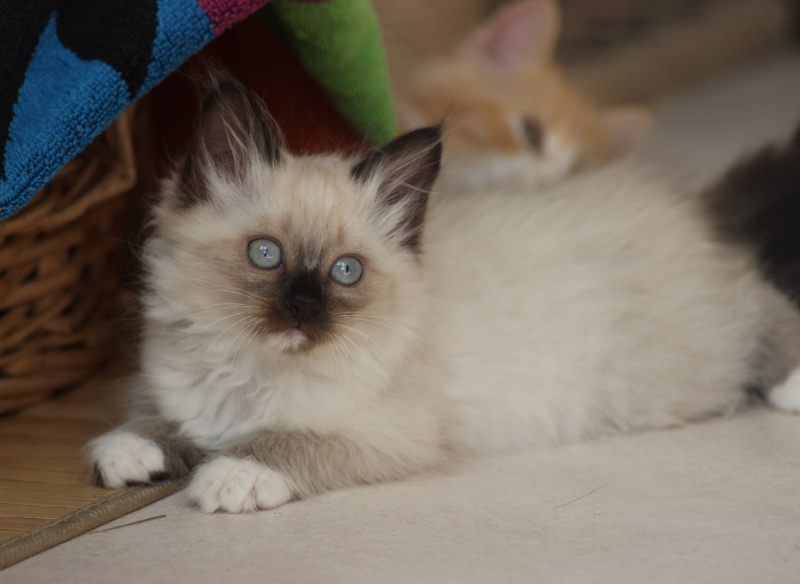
[89,78,800,513]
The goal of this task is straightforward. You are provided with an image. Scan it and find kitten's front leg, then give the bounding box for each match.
[187,456,293,513]
[89,420,203,488]
[187,430,432,513]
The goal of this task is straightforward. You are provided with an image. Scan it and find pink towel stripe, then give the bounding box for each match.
[197,0,273,36]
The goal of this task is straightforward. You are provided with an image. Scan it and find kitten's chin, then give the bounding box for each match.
[271,328,311,353]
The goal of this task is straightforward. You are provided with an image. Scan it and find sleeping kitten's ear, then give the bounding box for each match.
[471,0,560,71]
[180,77,281,206]
[352,127,442,252]
[599,106,652,161]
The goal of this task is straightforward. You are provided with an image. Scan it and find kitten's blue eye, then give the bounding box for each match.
[329,256,363,286]
[247,238,283,270]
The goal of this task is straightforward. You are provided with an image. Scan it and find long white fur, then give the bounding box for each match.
[89,431,165,488]
[187,457,292,512]
[91,135,800,510]
[140,153,438,457]
[768,369,800,413]
[146,152,799,450]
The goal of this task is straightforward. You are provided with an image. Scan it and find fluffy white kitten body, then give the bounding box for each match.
[425,167,783,454]
[90,79,800,512]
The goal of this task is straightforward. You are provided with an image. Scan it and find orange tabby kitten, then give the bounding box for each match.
[395,0,652,190]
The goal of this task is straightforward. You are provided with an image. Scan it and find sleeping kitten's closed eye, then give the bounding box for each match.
[521,117,545,153]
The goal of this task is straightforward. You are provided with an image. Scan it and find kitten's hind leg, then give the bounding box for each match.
[761,295,800,415]
[89,420,202,488]
[768,368,800,414]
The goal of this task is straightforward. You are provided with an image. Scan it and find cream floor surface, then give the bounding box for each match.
[5,51,800,583]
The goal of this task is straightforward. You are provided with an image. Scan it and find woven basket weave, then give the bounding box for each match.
[0,108,138,414]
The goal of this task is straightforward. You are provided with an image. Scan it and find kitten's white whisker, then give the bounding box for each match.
[221,315,260,365]
[335,323,382,351]
[328,339,357,428]
[232,319,264,396]
[193,313,257,387]
[337,331,384,379]
[205,288,270,304]
[184,311,255,346]
[337,314,425,353]
[335,312,412,328]
[162,303,255,325]
[328,337,365,455]
[336,311,407,323]
[338,315,407,333]
[327,340,345,390]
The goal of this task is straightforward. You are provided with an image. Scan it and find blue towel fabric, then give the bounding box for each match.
[0,0,269,220]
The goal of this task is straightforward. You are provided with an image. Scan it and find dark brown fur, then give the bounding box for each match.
[181,77,281,207]
[703,124,800,306]
[352,127,442,252]
[219,245,371,353]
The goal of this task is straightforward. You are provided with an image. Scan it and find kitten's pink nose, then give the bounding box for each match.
[287,294,322,324]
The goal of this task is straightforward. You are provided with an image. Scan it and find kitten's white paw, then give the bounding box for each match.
[187,457,292,513]
[89,430,165,488]
[769,368,800,413]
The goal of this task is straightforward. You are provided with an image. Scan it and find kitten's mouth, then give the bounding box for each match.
[276,327,309,351]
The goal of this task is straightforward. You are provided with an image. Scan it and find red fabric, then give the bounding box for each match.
[149,15,366,177]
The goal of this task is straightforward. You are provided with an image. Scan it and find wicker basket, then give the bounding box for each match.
[0,108,138,414]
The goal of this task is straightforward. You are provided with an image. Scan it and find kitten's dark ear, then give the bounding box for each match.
[352,127,442,252]
[180,77,281,206]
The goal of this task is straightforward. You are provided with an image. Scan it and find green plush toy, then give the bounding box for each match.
[262,0,397,146]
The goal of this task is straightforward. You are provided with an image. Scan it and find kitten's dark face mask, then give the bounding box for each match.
[166,76,442,354]
[239,239,367,352]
